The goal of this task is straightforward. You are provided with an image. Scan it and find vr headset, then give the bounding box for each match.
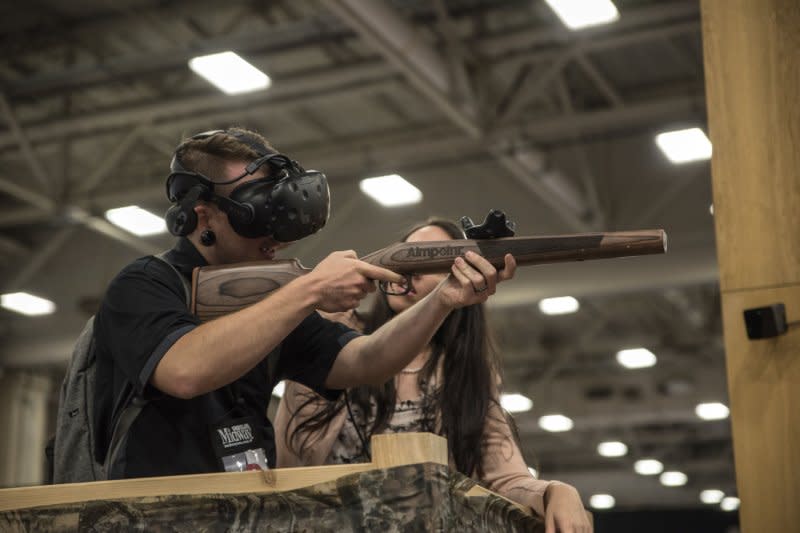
[164,129,330,242]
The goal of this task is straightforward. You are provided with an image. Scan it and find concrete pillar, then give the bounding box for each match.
[0,370,52,487]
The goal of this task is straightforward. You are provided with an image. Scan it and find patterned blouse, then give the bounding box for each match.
[328,393,435,464]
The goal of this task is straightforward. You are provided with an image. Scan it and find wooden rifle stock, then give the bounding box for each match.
[191,229,667,322]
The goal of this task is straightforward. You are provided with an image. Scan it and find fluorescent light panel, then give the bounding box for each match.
[359,174,422,207]
[500,393,533,413]
[597,441,628,457]
[528,466,538,478]
[1,292,56,316]
[616,347,657,369]
[655,127,712,164]
[695,402,730,420]
[660,471,688,487]
[589,494,615,510]
[634,458,663,475]
[105,206,167,236]
[538,414,574,432]
[189,51,271,95]
[700,489,725,504]
[272,380,286,398]
[721,496,740,511]
[538,296,579,315]
[544,0,620,30]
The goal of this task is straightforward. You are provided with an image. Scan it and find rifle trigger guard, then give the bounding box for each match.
[459,209,516,239]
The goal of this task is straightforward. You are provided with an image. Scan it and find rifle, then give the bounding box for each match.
[191,229,667,322]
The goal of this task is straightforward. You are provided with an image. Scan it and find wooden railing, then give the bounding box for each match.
[0,433,542,532]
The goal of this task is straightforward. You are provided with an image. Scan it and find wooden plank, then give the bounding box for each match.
[701,0,800,291]
[702,1,800,529]
[0,432,445,512]
[719,285,800,530]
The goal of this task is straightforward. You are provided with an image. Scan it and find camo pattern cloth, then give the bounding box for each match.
[0,463,542,532]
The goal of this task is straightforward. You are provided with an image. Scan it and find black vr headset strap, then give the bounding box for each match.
[164,183,209,237]
[212,194,255,228]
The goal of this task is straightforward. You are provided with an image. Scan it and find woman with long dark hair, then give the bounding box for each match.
[275,219,590,532]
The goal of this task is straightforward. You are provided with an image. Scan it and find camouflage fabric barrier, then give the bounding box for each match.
[0,463,543,532]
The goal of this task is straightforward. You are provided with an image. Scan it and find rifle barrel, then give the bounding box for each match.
[359,229,667,274]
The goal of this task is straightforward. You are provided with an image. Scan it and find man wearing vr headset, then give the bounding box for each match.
[91,127,516,479]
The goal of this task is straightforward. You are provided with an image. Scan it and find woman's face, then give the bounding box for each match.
[386,224,453,314]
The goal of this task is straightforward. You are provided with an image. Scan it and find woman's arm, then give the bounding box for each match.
[479,401,592,532]
[479,400,553,516]
[325,253,515,389]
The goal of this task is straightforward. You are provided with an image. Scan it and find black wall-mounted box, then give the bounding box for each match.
[743,303,787,339]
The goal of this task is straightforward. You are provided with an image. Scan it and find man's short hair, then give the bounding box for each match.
[175,127,277,184]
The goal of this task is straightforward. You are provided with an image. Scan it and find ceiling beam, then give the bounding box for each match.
[0,93,702,229]
[320,0,481,138]
[0,94,52,191]
[321,0,595,230]
[0,62,397,152]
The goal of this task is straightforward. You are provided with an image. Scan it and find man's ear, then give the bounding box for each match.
[193,202,215,226]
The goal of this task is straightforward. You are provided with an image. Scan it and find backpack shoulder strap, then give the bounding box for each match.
[105,251,193,475]
[153,251,191,306]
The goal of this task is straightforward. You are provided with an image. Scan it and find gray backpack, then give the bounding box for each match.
[50,253,190,483]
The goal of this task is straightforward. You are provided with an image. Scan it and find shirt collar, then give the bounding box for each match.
[163,237,208,277]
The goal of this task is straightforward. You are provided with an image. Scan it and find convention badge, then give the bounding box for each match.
[210,416,269,472]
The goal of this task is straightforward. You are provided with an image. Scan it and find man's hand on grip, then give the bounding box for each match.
[309,250,405,312]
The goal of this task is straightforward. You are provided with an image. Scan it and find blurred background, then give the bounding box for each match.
[0,0,739,531]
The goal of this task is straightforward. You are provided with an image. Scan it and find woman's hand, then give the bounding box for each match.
[544,482,593,533]
[434,251,516,309]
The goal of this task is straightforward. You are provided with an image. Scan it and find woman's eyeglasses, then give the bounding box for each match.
[379,274,413,296]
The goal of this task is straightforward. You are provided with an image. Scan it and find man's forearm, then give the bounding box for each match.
[152,274,321,398]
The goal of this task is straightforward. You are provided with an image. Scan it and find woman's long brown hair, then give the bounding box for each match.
[287,218,504,477]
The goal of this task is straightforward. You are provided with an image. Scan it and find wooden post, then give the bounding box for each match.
[371,432,448,469]
[701,1,800,530]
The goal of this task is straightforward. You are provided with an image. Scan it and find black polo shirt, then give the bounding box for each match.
[93,238,358,479]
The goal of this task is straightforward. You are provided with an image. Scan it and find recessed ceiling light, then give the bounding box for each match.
[544,0,620,30]
[655,127,712,164]
[538,296,579,315]
[189,51,271,95]
[538,414,574,432]
[700,489,725,504]
[597,441,628,457]
[589,494,616,510]
[634,458,663,475]
[720,496,740,511]
[500,393,533,413]
[695,402,730,420]
[1,292,56,316]
[616,347,657,369]
[105,206,167,236]
[660,471,688,487]
[359,174,422,207]
[694,402,730,420]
